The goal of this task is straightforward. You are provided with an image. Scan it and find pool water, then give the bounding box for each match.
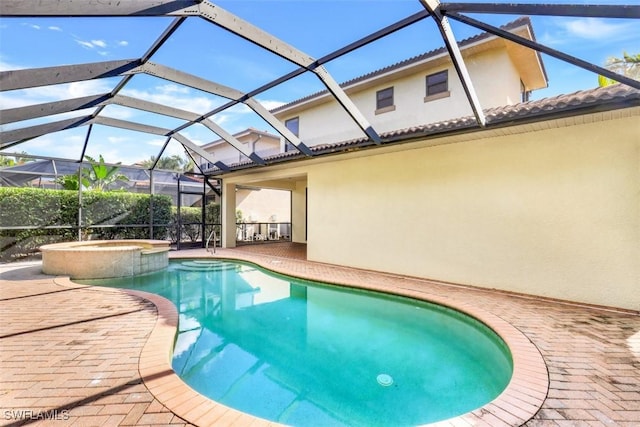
[81,259,513,426]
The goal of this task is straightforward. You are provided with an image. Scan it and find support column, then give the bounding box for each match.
[291,180,307,243]
[221,181,237,248]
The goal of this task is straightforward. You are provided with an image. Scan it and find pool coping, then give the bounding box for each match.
[61,255,549,426]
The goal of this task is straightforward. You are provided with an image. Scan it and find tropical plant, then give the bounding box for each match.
[82,154,129,191]
[598,51,640,87]
[0,155,15,167]
[55,174,80,190]
[55,155,129,191]
[0,152,33,167]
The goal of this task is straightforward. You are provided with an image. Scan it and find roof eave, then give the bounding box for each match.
[209,87,640,176]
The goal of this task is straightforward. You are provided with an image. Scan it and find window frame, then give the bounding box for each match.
[284,117,299,152]
[424,70,450,102]
[375,86,395,114]
[521,80,531,103]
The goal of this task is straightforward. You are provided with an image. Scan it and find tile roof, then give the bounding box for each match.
[271,16,536,114]
[220,84,640,172]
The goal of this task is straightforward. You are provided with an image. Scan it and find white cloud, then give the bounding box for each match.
[255,98,286,111]
[22,23,41,30]
[162,139,190,158]
[1,110,94,132]
[177,130,205,147]
[0,80,114,113]
[48,26,62,31]
[66,80,113,98]
[12,132,86,160]
[147,138,169,147]
[156,83,190,94]
[107,136,130,144]
[209,113,229,127]
[0,93,33,109]
[75,39,94,49]
[121,86,218,114]
[542,18,639,46]
[117,40,129,47]
[73,38,110,52]
[226,103,252,114]
[0,57,24,72]
[563,18,627,40]
[101,105,135,120]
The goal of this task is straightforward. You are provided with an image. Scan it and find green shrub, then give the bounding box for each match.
[83,192,172,240]
[168,203,220,243]
[0,188,78,261]
[0,188,172,261]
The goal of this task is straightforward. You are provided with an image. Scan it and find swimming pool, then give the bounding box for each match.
[82,259,513,426]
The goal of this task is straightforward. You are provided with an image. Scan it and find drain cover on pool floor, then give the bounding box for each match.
[377,373,393,386]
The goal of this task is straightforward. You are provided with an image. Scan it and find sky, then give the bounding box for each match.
[0,0,638,166]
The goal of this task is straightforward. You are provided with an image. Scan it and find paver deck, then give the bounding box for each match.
[1,242,639,426]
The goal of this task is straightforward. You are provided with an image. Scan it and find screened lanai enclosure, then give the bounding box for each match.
[0,156,222,260]
[1,1,639,261]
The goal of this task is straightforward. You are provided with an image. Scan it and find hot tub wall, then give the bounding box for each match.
[41,240,169,279]
[43,247,141,279]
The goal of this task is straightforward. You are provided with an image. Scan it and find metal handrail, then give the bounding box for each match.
[205,229,216,254]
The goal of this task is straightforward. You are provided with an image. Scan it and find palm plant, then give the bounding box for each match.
[81,154,129,191]
[598,52,640,87]
[56,155,129,191]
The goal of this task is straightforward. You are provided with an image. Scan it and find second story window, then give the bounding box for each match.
[521,80,531,103]
[285,117,299,136]
[284,117,299,152]
[375,87,395,114]
[425,70,449,101]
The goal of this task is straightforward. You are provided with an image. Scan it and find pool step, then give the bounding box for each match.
[176,261,236,271]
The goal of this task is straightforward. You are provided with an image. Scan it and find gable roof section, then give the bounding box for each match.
[201,128,281,150]
[271,17,547,116]
[218,84,639,173]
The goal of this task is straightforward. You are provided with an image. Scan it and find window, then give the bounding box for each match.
[285,117,299,136]
[521,80,531,102]
[425,70,449,100]
[284,117,299,152]
[375,87,395,113]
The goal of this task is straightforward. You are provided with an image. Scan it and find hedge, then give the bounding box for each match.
[170,203,220,243]
[0,187,173,261]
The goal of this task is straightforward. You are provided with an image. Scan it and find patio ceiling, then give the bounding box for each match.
[1,1,639,175]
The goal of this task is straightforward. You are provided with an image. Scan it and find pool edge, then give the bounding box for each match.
[64,255,549,426]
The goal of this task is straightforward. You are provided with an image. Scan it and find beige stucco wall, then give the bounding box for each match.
[200,132,281,167]
[236,188,291,223]
[278,48,523,147]
[291,181,307,243]
[301,115,639,311]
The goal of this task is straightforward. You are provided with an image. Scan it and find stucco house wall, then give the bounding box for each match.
[236,188,291,223]
[223,109,639,311]
[305,113,639,311]
[199,129,282,168]
[276,42,533,147]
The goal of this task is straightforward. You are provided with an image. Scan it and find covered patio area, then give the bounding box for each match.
[1,244,639,426]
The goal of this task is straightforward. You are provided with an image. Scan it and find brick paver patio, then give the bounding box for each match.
[1,242,639,426]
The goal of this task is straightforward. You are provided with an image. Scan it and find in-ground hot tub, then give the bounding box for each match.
[40,240,170,279]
